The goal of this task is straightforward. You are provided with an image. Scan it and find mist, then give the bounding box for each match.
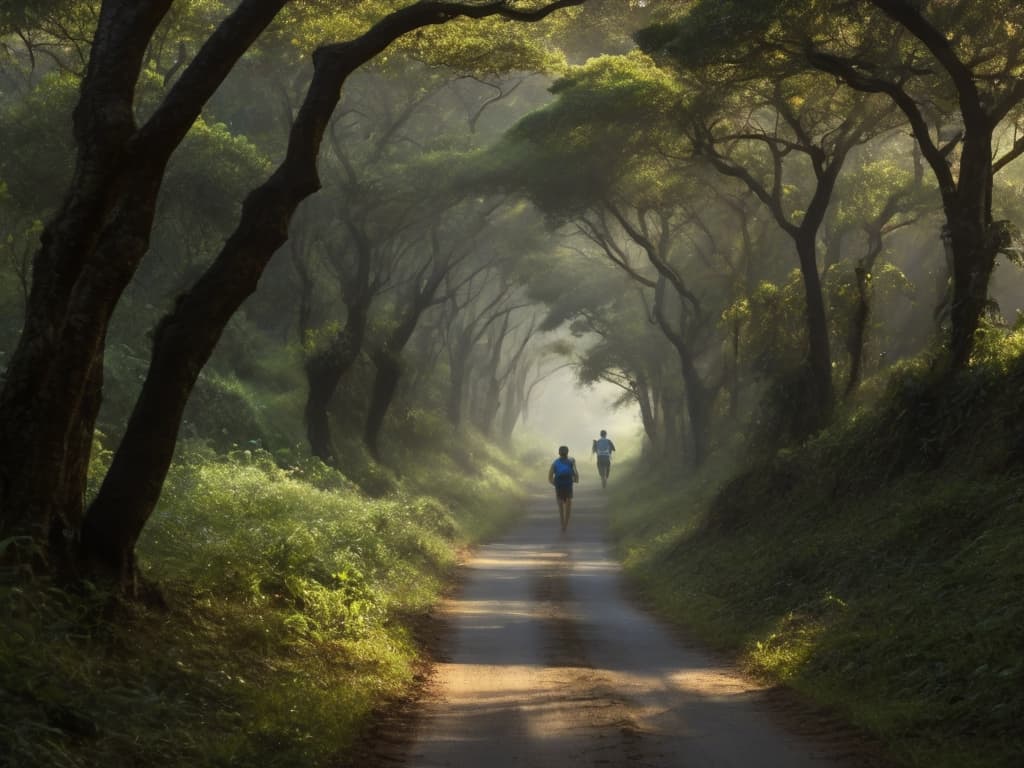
[522,368,643,470]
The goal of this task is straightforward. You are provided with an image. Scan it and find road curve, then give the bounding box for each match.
[402,484,882,768]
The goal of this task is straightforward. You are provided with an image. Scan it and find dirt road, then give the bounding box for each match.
[401,484,883,767]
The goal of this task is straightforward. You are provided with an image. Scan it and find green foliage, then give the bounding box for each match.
[99,339,300,452]
[490,50,686,216]
[383,409,530,541]
[2,426,529,767]
[721,274,825,445]
[400,14,569,75]
[0,0,61,26]
[0,70,78,212]
[723,276,807,379]
[823,259,916,359]
[143,448,455,617]
[611,336,1024,768]
[92,319,306,454]
[180,372,286,451]
[830,157,930,233]
[637,0,845,73]
[971,319,1024,374]
[0,0,91,39]
[268,0,574,78]
[158,117,271,242]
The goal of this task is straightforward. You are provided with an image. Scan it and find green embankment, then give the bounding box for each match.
[610,356,1024,768]
[1,423,526,768]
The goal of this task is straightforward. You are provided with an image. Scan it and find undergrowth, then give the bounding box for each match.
[610,345,1024,768]
[1,427,528,768]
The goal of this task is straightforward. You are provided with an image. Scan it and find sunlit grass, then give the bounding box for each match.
[1,426,530,767]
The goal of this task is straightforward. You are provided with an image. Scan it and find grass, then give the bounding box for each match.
[1,428,530,768]
[609,357,1024,768]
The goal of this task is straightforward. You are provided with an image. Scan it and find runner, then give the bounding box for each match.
[548,445,579,532]
[592,429,616,488]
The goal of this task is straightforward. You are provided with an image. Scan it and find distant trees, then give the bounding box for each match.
[289,58,558,464]
[540,260,683,456]
[688,79,898,429]
[0,0,582,589]
[362,198,505,459]
[494,53,764,464]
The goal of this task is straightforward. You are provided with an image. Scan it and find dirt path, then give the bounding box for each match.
[399,485,886,767]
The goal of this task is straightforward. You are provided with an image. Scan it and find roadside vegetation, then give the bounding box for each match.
[610,334,1024,768]
[2,417,527,768]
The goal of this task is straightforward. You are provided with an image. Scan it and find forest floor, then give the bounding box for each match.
[346,484,893,768]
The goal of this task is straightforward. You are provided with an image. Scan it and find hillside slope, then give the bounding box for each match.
[610,355,1024,768]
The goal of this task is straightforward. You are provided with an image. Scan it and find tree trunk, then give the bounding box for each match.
[795,231,833,430]
[650,280,713,467]
[948,236,998,369]
[304,311,368,464]
[289,238,316,343]
[361,259,447,459]
[497,363,529,439]
[0,0,288,566]
[728,315,741,419]
[846,265,871,397]
[80,46,356,587]
[679,362,712,467]
[635,375,658,448]
[447,338,473,427]
[364,352,402,461]
[447,360,468,427]
[0,2,173,560]
[476,374,502,436]
[660,392,680,460]
[658,333,712,467]
[947,135,999,369]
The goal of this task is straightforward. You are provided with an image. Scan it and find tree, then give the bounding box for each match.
[564,282,681,455]
[647,0,1024,369]
[0,0,583,589]
[292,22,574,463]
[441,268,529,427]
[302,208,386,465]
[808,0,1024,369]
[825,152,929,393]
[637,14,900,429]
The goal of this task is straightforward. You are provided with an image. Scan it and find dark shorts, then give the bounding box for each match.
[555,484,574,500]
[597,455,611,472]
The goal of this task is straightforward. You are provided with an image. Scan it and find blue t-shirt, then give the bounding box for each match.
[551,457,576,487]
[594,437,615,457]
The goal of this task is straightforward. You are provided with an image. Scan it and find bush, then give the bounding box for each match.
[2,418,532,768]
